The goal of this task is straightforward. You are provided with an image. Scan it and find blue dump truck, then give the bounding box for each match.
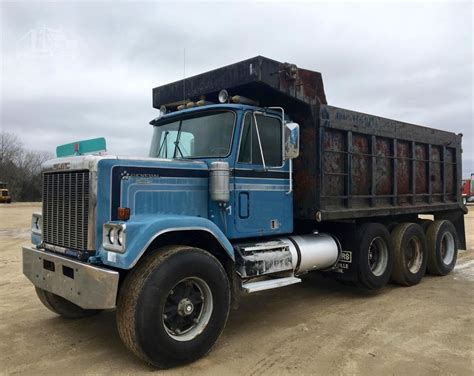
[23,56,467,368]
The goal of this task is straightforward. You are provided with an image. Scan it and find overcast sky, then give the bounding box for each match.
[1,0,473,176]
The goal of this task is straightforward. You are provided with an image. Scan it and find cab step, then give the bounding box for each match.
[242,276,301,293]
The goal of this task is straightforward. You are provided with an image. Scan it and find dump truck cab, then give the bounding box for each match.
[148,103,295,239]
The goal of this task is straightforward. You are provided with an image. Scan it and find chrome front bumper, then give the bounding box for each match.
[22,246,119,309]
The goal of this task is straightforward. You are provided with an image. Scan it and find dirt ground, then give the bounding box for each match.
[0,203,473,375]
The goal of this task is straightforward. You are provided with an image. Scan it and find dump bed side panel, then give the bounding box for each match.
[294,105,463,221]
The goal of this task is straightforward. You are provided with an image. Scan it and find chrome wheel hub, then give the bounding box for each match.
[406,236,423,274]
[177,298,194,316]
[368,236,388,277]
[162,277,213,342]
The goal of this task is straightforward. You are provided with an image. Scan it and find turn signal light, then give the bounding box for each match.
[117,207,131,221]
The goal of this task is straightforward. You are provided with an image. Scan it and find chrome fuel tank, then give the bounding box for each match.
[279,233,341,274]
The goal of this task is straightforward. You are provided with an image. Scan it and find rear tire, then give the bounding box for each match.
[416,219,432,233]
[35,287,101,319]
[426,220,458,276]
[116,245,230,368]
[354,223,394,290]
[391,223,428,286]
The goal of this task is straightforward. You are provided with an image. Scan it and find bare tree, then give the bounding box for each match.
[0,131,53,201]
[0,131,23,165]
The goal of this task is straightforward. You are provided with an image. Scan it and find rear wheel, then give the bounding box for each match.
[35,287,101,319]
[391,223,428,286]
[416,219,432,232]
[116,245,230,368]
[354,223,394,290]
[426,220,458,276]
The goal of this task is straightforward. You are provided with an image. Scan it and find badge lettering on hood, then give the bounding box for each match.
[53,162,71,170]
[121,170,160,181]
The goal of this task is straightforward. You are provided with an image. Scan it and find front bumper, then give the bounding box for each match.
[22,246,119,309]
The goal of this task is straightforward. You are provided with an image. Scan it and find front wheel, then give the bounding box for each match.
[116,245,230,368]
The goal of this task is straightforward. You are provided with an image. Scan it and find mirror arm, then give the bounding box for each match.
[286,159,293,195]
[253,112,267,170]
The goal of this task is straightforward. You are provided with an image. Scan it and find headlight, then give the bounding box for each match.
[117,229,124,246]
[103,223,126,253]
[108,228,116,244]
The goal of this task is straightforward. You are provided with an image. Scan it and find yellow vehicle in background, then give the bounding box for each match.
[0,182,11,203]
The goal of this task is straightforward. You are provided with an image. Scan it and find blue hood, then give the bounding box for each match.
[96,157,210,248]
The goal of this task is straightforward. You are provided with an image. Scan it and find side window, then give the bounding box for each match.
[238,113,262,164]
[238,113,282,166]
[257,114,282,166]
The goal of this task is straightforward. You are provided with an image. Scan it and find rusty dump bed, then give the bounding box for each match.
[294,104,463,222]
[152,56,464,222]
[153,55,327,109]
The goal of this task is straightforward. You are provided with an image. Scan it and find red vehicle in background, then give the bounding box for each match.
[462,173,474,205]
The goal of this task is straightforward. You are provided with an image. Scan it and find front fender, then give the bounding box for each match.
[96,214,234,269]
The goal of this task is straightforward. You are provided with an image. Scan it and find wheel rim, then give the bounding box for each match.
[162,277,213,342]
[406,236,423,274]
[368,237,388,276]
[440,232,455,265]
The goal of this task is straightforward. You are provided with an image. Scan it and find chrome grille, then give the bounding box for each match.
[42,170,90,251]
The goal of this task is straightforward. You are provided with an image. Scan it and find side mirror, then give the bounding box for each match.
[284,122,300,159]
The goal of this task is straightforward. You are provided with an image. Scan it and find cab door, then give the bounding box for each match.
[233,112,293,237]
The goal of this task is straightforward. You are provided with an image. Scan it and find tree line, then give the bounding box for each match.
[0,131,53,202]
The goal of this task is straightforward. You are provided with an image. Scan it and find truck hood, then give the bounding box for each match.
[42,155,212,251]
[42,155,208,173]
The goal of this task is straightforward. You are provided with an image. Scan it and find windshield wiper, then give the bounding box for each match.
[158,131,169,158]
[173,121,185,158]
[173,139,184,158]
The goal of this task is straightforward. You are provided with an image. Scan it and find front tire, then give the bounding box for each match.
[35,287,101,319]
[116,245,230,368]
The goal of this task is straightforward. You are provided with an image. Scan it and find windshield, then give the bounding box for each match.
[149,111,235,159]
